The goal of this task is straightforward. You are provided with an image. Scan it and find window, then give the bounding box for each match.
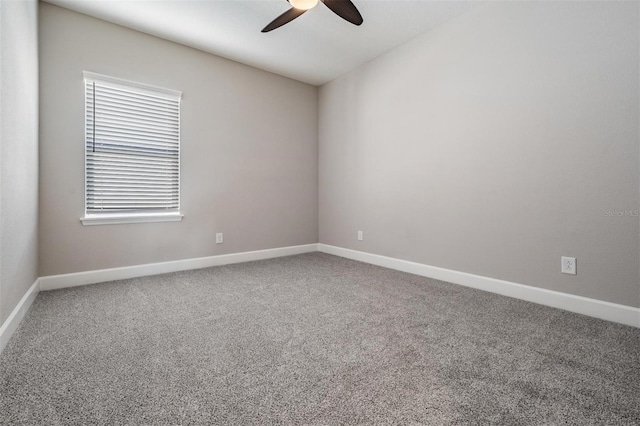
[81,72,183,225]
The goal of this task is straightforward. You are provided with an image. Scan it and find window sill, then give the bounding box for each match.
[80,212,184,226]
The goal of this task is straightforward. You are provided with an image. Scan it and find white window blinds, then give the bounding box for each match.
[84,72,182,216]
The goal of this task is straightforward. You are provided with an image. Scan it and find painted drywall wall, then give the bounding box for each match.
[319,1,640,308]
[39,3,318,276]
[0,0,39,325]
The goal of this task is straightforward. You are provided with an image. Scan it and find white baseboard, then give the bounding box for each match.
[40,244,318,291]
[32,242,640,329]
[0,279,40,354]
[318,244,640,328]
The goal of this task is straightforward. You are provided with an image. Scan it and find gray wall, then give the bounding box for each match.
[319,1,640,307]
[0,0,39,325]
[39,3,318,276]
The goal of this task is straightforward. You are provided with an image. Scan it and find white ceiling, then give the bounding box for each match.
[44,0,483,86]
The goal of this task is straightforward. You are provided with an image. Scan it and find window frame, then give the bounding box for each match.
[80,71,183,226]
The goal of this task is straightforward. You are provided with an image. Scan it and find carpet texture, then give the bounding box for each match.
[1,253,639,425]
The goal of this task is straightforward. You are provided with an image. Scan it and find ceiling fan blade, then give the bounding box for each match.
[262,8,307,33]
[321,0,363,26]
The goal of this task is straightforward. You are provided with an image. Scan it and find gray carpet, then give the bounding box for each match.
[1,253,639,425]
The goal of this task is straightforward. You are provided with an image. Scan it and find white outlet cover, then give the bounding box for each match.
[357,231,363,241]
[561,256,576,275]
[216,233,223,244]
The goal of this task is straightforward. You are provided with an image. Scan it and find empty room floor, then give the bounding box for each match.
[1,253,639,424]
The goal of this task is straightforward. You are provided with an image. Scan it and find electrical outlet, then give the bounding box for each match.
[561,256,576,275]
[357,231,363,241]
[216,233,223,244]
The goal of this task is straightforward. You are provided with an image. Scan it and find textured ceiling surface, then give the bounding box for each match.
[44,0,483,86]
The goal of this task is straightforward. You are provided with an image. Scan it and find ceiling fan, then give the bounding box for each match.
[262,0,363,33]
